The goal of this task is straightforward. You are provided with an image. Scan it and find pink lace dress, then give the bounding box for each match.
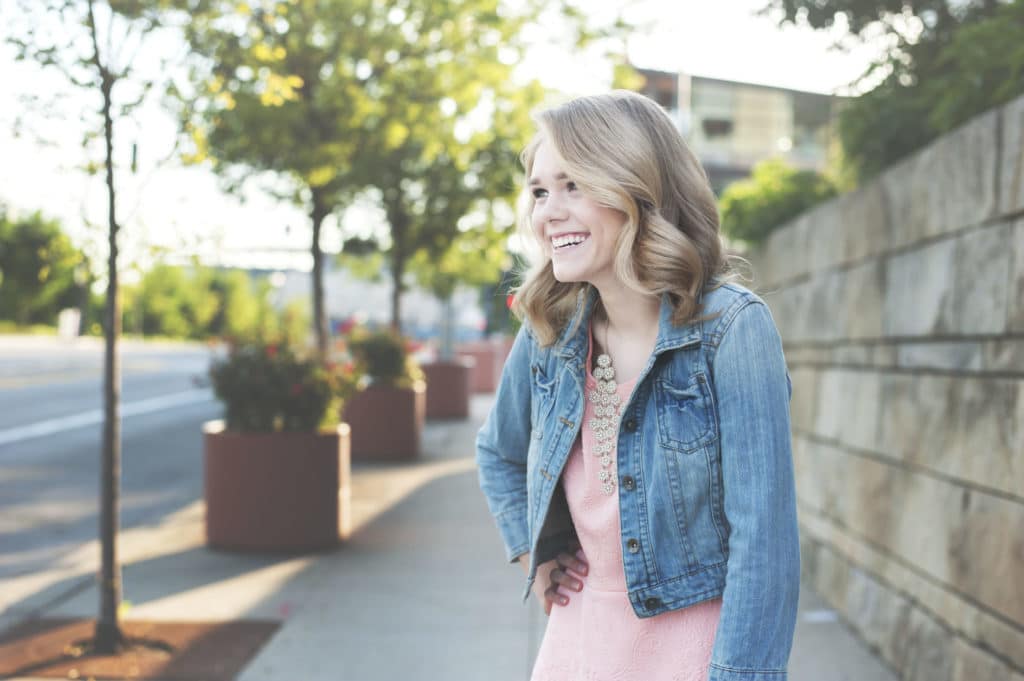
[530,336,723,681]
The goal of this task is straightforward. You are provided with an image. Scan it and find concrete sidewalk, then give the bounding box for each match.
[1,393,896,681]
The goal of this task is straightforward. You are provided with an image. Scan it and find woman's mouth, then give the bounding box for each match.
[551,233,589,252]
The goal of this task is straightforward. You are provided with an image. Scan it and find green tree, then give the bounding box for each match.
[719,158,838,244]
[128,264,213,337]
[8,0,180,653]
[0,208,88,326]
[206,268,272,339]
[176,0,377,356]
[764,0,1022,179]
[408,223,512,357]
[177,0,628,340]
[351,72,541,331]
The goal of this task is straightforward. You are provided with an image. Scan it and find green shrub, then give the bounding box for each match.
[209,340,361,432]
[719,159,838,245]
[347,327,423,388]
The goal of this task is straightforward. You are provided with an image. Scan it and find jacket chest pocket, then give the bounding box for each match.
[530,363,557,430]
[654,373,717,453]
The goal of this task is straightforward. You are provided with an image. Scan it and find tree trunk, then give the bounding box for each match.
[88,0,124,654]
[389,206,407,333]
[310,188,329,357]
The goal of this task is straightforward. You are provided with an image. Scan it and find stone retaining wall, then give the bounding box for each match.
[749,94,1024,681]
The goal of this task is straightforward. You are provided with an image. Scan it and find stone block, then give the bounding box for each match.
[807,200,846,273]
[789,367,818,432]
[838,371,881,453]
[812,369,847,442]
[792,436,836,517]
[951,489,1024,625]
[898,341,983,372]
[844,454,1024,626]
[983,338,1024,373]
[952,639,1024,681]
[1000,94,1024,216]
[901,607,955,681]
[839,182,892,264]
[947,222,1012,335]
[877,373,1022,497]
[801,499,1024,673]
[757,213,810,287]
[868,344,898,367]
[1011,219,1024,332]
[882,110,999,249]
[806,270,846,342]
[884,239,957,337]
[843,259,885,340]
[773,279,812,343]
[926,110,1001,238]
[833,343,873,365]
[880,154,932,251]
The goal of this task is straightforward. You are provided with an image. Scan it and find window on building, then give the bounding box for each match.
[702,118,734,138]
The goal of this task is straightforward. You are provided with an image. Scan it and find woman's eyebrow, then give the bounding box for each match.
[528,172,569,186]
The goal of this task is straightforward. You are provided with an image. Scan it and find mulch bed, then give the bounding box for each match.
[0,618,280,680]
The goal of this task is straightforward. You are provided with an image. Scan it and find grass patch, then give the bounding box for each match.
[0,321,57,335]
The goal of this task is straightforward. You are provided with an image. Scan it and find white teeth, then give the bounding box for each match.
[552,234,588,249]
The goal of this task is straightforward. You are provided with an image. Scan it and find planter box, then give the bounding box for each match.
[457,337,513,394]
[343,381,426,461]
[203,421,351,552]
[423,358,474,420]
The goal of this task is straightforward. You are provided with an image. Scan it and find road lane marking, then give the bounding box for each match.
[0,389,215,447]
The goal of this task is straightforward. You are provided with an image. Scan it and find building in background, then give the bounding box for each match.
[635,68,840,194]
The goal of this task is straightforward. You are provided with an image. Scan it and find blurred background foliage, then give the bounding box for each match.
[3,0,1022,333]
[719,0,1024,244]
[766,0,1024,180]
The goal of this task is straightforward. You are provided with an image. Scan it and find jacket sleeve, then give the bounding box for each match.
[475,325,534,563]
[707,300,800,681]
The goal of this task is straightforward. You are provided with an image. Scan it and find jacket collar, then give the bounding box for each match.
[553,286,702,360]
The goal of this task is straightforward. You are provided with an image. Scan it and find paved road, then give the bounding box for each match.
[0,335,222,584]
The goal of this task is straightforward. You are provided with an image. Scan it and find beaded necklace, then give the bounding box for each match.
[588,318,622,495]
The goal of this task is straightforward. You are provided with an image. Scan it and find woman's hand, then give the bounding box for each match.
[520,550,589,615]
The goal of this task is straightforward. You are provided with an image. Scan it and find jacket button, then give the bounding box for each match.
[626,538,639,553]
[622,476,636,491]
[624,418,637,432]
[644,597,661,610]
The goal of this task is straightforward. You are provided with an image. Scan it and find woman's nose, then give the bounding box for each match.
[537,192,568,224]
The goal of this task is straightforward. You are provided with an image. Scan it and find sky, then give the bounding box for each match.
[0,0,887,277]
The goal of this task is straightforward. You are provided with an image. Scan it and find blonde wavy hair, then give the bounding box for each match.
[512,90,732,346]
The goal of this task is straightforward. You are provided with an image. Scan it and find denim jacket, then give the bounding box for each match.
[475,282,800,680]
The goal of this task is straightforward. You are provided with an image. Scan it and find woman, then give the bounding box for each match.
[475,90,800,681]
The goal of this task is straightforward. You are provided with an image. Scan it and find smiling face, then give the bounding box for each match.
[529,141,627,288]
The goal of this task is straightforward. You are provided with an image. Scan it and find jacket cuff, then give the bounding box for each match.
[494,506,530,563]
[708,664,787,681]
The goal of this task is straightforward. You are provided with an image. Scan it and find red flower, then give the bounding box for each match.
[506,293,515,309]
[265,344,279,359]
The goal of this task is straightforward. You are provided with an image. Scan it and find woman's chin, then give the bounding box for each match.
[550,265,586,284]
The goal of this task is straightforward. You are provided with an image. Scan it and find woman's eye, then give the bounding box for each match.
[566,181,578,192]
[532,188,548,199]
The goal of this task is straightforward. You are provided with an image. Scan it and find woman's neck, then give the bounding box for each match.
[593,282,661,341]
[591,281,661,382]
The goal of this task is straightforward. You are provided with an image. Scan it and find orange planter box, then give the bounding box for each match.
[423,358,474,420]
[203,422,351,552]
[343,381,426,461]
[457,337,513,394]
